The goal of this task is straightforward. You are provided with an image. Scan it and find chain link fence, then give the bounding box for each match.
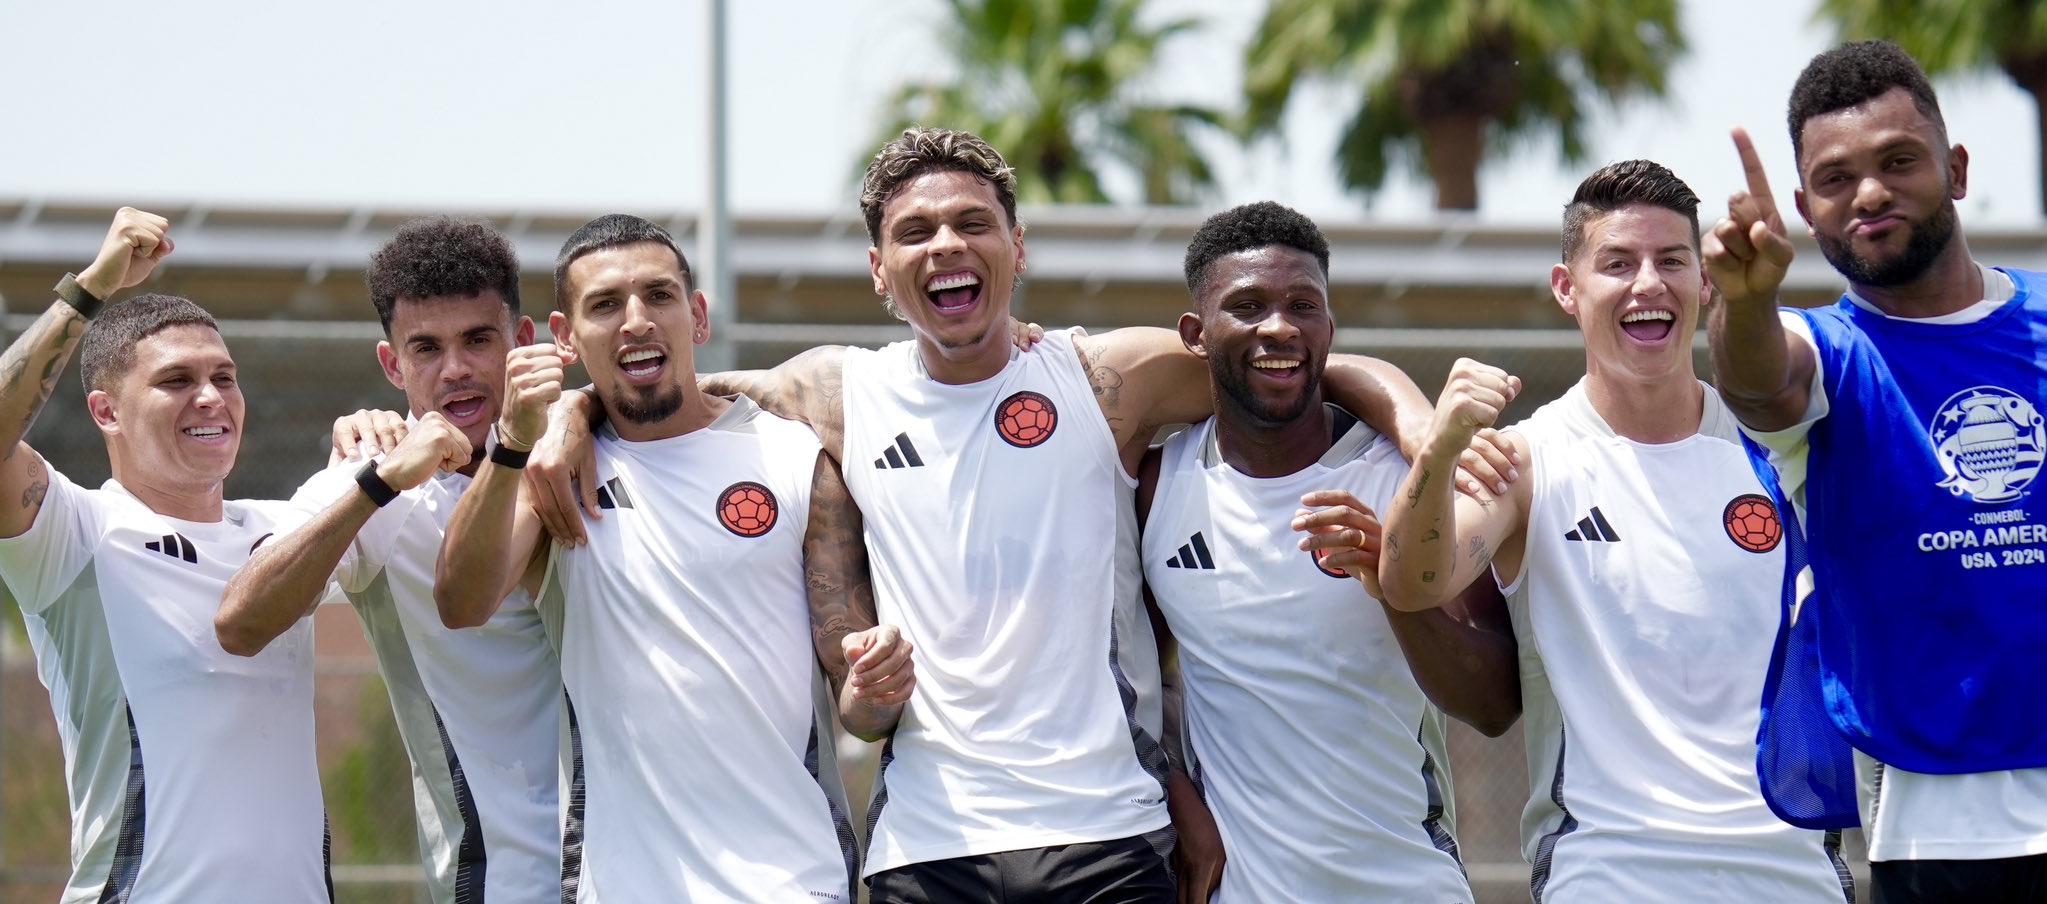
[0,319,1867,903]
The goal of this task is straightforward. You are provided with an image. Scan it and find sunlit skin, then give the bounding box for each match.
[1178,245,1336,478]
[1551,204,1710,442]
[550,241,724,442]
[869,169,1027,385]
[86,324,244,521]
[1792,86,1978,315]
[376,292,535,473]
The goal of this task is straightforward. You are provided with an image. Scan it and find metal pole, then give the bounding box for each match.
[698,0,737,372]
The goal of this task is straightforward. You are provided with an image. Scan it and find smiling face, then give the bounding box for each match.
[1181,245,1333,427]
[90,323,245,487]
[1553,203,1706,383]
[552,241,705,426]
[868,169,1025,357]
[1794,86,1966,289]
[377,292,533,450]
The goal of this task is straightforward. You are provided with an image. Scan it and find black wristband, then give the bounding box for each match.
[54,273,105,319]
[488,435,531,470]
[355,459,400,508]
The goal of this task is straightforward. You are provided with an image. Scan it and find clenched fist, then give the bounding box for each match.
[78,207,174,299]
[500,344,570,449]
[374,412,472,491]
[1426,358,1520,464]
[842,625,915,708]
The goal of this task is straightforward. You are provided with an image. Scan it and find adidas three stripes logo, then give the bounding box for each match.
[596,477,635,511]
[1164,532,1215,570]
[874,433,925,470]
[145,533,199,564]
[1563,506,1621,542]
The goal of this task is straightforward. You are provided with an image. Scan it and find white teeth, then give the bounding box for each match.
[185,426,225,437]
[926,272,980,292]
[1621,310,1674,323]
[1251,359,1301,370]
[620,349,663,364]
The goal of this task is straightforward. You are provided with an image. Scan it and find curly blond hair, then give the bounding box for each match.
[859,127,1020,247]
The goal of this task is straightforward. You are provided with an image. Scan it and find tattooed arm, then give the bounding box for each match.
[699,346,848,459]
[802,451,911,741]
[1378,359,1532,612]
[1,208,173,539]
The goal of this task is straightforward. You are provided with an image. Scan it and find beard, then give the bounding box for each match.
[1816,197,1958,289]
[614,380,685,424]
[1215,358,1323,427]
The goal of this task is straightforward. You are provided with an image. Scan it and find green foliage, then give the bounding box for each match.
[1244,0,1685,207]
[875,0,1226,205]
[323,675,419,864]
[1817,0,2047,76]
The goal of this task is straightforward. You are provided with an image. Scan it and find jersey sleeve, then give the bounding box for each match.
[0,465,110,615]
[1737,310,1831,513]
[287,458,417,594]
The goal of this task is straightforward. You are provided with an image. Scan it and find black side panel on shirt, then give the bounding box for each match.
[95,706,147,904]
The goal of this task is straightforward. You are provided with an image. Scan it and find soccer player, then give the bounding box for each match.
[0,209,338,900]
[1378,161,1855,902]
[434,215,902,902]
[1706,40,2047,901]
[521,128,1510,901]
[214,218,566,901]
[1139,201,1519,903]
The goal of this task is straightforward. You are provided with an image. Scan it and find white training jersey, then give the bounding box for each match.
[544,397,856,903]
[292,456,562,903]
[1747,265,2047,862]
[841,328,1170,875]
[1142,413,1471,904]
[1504,379,1852,903]
[0,470,329,903]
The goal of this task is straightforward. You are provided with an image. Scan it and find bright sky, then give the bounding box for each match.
[0,0,2034,226]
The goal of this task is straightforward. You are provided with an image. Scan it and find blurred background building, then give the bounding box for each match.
[4,0,2044,900]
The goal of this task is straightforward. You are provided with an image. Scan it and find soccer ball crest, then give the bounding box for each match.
[1929,385,2044,504]
[1310,546,1350,579]
[717,481,778,537]
[996,390,1058,448]
[1723,494,1782,554]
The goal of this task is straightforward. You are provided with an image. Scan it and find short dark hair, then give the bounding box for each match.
[1561,160,1701,262]
[1182,201,1331,297]
[365,217,521,335]
[553,215,693,311]
[79,294,221,392]
[860,128,1020,246]
[1788,40,1946,167]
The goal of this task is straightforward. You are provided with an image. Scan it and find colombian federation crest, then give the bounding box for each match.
[1929,385,2044,504]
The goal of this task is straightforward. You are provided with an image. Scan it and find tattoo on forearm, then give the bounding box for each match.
[806,569,845,596]
[1466,535,1487,562]
[1386,533,1402,563]
[1,309,87,456]
[1406,468,1431,507]
[1423,527,1440,543]
[1421,570,1436,583]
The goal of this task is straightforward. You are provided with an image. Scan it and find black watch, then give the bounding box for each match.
[54,273,105,319]
[355,459,400,508]
[487,429,531,470]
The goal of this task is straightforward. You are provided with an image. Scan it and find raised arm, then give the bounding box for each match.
[1377,359,1530,612]
[1704,127,1814,432]
[216,412,470,656]
[1,209,171,539]
[801,450,912,741]
[436,345,562,628]
[1294,484,1522,736]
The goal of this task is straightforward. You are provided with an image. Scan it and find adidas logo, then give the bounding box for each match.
[873,433,925,470]
[596,477,635,511]
[1563,506,1621,543]
[145,533,198,564]
[1164,532,1216,570]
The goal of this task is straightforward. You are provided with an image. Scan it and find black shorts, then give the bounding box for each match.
[1871,853,2047,904]
[867,830,1175,904]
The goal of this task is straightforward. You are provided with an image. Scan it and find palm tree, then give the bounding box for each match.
[1818,0,2047,215]
[874,0,1225,205]
[1243,0,1685,211]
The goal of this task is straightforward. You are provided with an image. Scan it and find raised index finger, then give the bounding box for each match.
[1731,128,1780,220]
